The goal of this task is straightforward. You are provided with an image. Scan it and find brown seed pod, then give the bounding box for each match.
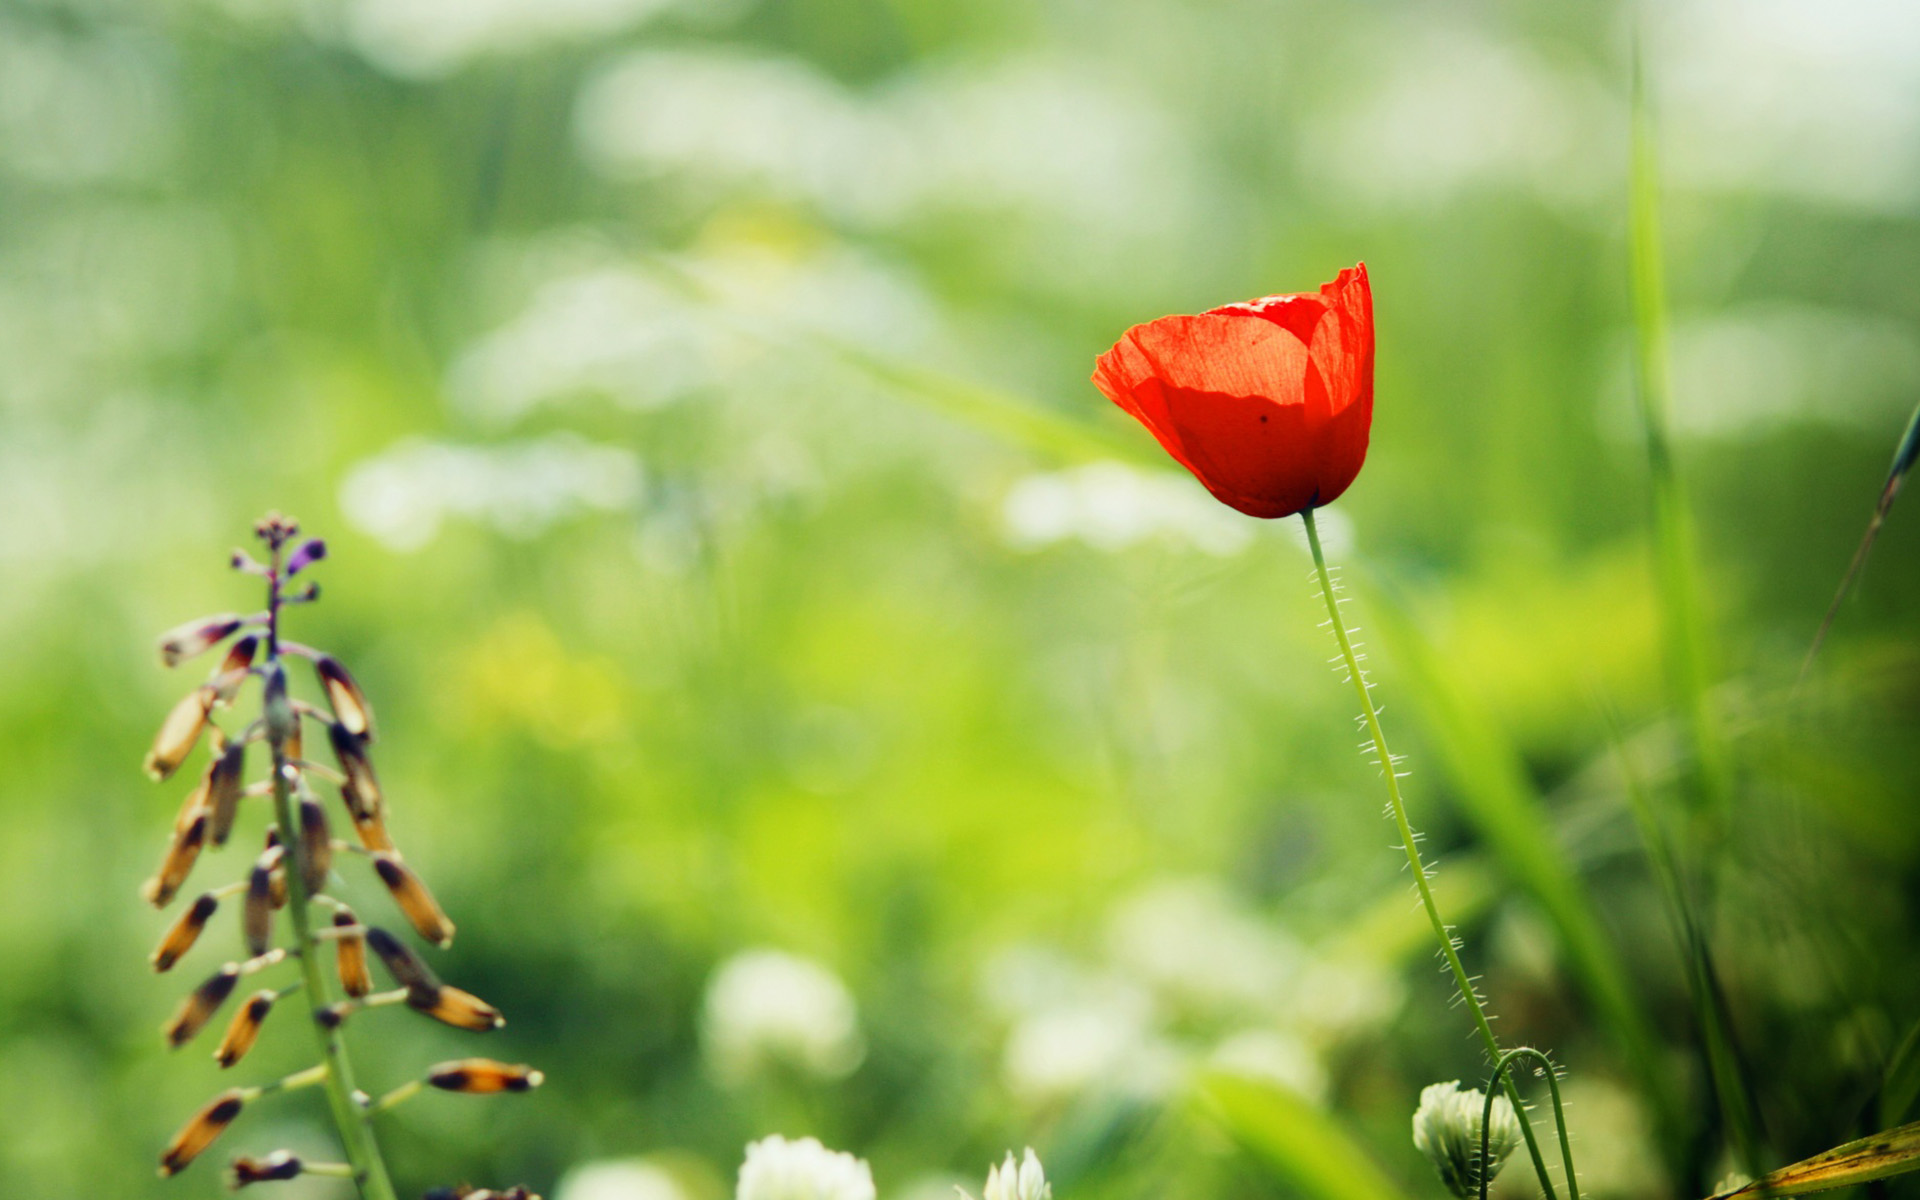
[214,990,276,1068]
[144,688,213,781]
[346,788,396,852]
[296,797,332,894]
[365,927,439,992]
[157,614,246,669]
[372,852,455,947]
[228,1150,303,1187]
[314,654,374,740]
[205,738,246,847]
[426,1058,544,1094]
[158,1087,247,1176]
[334,909,372,998]
[164,963,240,1047]
[143,810,209,908]
[151,892,220,972]
[408,983,504,1032]
[243,857,276,957]
[328,723,382,819]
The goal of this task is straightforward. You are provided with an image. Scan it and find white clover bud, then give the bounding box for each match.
[736,1136,875,1200]
[1411,1081,1521,1200]
[964,1150,1050,1200]
[703,949,865,1083]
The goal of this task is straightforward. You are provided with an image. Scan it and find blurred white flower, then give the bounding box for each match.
[338,0,740,79]
[447,245,940,426]
[574,50,1195,243]
[703,949,865,1083]
[1001,462,1254,556]
[1209,1029,1328,1105]
[963,1150,1050,1200]
[1288,955,1404,1043]
[1412,1081,1522,1200]
[338,434,643,552]
[1548,1078,1663,1198]
[1302,23,1614,215]
[1641,306,1920,439]
[1104,879,1300,1016]
[1000,982,1178,1103]
[1654,0,1920,211]
[558,1160,691,1200]
[736,1136,874,1200]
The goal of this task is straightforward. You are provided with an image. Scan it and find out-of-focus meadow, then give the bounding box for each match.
[4,0,1920,1197]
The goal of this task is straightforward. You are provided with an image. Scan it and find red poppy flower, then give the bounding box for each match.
[1092,263,1373,519]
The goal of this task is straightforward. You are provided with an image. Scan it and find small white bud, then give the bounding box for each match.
[964,1150,1049,1200]
[1411,1081,1521,1200]
[736,1136,874,1200]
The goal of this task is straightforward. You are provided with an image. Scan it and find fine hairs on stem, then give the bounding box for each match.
[1299,506,1578,1200]
[141,512,544,1197]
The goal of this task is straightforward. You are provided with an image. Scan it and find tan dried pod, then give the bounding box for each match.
[243,857,275,958]
[334,909,372,998]
[213,990,275,1068]
[296,796,332,894]
[143,810,209,908]
[207,634,260,707]
[170,773,211,835]
[328,723,382,819]
[426,1058,544,1094]
[164,963,240,1047]
[157,614,245,668]
[151,892,220,972]
[408,983,504,1032]
[365,927,439,992]
[372,852,455,947]
[158,1087,247,1176]
[347,789,396,852]
[228,1151,303,1186]
[144,688,212,781]
[205,738,246,846]
[314,654,375,740]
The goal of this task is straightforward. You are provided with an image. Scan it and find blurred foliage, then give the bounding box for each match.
[3,0,1920,1199]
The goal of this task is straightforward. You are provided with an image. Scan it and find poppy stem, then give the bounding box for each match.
[1299,507,1572,1200]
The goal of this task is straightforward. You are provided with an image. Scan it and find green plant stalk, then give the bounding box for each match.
[1300,508,1562,1200]
[269,733,398,1200]
[264,536,398,1200]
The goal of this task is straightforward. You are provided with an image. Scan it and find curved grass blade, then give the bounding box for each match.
[1798,399,1920,688]
[1878,1016,1920,1130]
[1710,1118,1920,1199]
[1197,1071,1412,1200]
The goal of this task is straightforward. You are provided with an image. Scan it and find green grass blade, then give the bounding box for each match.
[1628,36,1731,820]
[1879,1017,1920,1129]
[1196,1071,1413,1200]
[1600,699,1765,1181]
[1628,35,1764,1174]
[1711,1118,1920,1199]
[1362,590,1684,1173]
[1799,397,1920,686]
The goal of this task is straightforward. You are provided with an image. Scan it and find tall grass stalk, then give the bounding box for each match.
[1300,508,1569,1200]
[1627,40,1730,822]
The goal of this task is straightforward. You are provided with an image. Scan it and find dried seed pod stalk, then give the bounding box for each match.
[137,514,545,1198]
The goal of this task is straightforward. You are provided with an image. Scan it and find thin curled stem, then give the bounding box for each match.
[1481,1048,1580,1200]
[1300,507,1560,1200]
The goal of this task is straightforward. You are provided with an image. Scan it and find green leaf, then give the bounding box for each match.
[1712,1118,1920,1199]
[1196,1071,1412,1200]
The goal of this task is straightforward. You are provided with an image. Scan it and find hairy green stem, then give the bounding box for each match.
[1481,1049,1580,1200]
[1300,507,1561,1200]
[266,547,398,1200]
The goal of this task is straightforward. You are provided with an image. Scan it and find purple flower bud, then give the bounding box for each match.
[286,538,327,576]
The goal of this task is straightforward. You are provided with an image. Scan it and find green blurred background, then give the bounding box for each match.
[4,0,1920,1197]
